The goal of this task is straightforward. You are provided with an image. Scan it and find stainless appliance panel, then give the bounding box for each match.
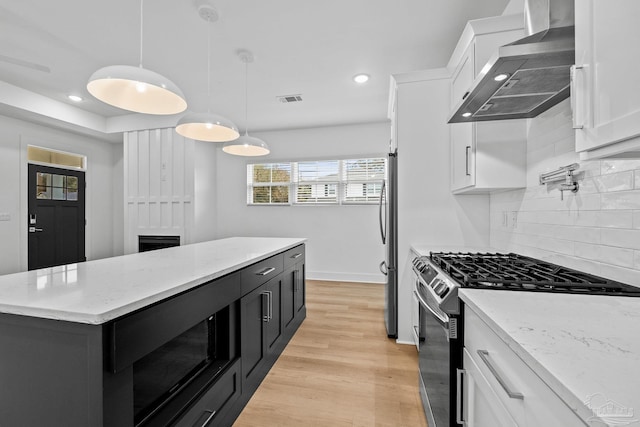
[416,277,462,427]
[381,150,398,338]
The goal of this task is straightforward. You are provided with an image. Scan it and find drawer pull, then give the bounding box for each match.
[256,267,276,276]
[477,350,524,400]
[193,409,216,427]
[290,253,302,259]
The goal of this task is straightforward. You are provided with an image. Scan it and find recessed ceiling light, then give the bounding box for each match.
[494,73,509,82]
[462,112,472,118]
[68,95,83,102]
[353,74,370,84]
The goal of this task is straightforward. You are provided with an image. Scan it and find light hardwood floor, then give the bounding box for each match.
[233,280,428,427]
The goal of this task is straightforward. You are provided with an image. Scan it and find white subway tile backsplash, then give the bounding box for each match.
[633,211,640,229]
[601,160,640,175]
[601,228,640,250]
[594,171,634,193]
[490,102,640,284]
[595,211,634,228]
[579,160,602,179]
[601,190,640,210]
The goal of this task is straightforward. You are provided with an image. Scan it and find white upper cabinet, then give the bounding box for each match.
[574,0,640,159]
[448,14,528,194]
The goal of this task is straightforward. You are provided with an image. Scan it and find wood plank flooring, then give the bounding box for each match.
[233,280,428,427]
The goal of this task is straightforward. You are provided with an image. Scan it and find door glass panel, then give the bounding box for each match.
[37,172,51,186]
[37,185,51,199]
[52,187,66,200]
[36,173,52,199]
[52,174,66,187]
[66,176,78,201]
[52,174,66,200]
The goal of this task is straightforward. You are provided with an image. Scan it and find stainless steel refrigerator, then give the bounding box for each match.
[379,149,398,338]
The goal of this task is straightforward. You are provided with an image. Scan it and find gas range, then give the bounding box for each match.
[412,252,640,314]
[412,251,640,427]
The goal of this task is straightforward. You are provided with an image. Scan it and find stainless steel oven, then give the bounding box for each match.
[413,259,462,427]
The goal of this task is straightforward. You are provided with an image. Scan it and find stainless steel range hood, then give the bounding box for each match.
[448,0,575,123]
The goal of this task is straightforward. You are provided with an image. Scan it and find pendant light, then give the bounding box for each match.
[87,0,187,115]
[175,4,239,142]
[222,50,270,156]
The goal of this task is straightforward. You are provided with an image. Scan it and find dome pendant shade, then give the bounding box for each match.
[87,65,187,115]
[222,134,270,156]
[175,112,240,142]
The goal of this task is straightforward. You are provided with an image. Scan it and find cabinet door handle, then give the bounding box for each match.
[256,267,275,276]
[267,290,273,321]
[261,292,269,322]
[290,253,302,259]
[193,409,216,427]
[477,350,524,400]
[465,145,471,176]
[571,65,585,130]
[456,368,465,425]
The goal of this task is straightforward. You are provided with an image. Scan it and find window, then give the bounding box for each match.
[247,157,386,205]
[246,163,291,204]
[342,158,386,203]
[293,160,339,204]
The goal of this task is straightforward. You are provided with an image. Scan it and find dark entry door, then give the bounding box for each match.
[28,164,86,270]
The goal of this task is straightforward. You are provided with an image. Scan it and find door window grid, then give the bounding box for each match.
[36,172,79,201]
[247,157,386,205]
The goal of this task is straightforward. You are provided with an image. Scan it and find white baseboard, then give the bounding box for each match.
[306,271,385,284]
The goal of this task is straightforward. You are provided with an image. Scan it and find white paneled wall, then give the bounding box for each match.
[491,100,640,285]
[124,129,194,254]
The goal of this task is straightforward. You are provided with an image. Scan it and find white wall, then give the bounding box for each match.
[0,114,123,275]
[194,140,219,243]
[491,99,640,285]
[214,122,389,283]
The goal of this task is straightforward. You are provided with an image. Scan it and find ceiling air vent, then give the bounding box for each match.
[277,94,303,103]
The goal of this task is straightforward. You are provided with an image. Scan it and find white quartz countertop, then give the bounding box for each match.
[459,288,640,427]
[0,237,305,325]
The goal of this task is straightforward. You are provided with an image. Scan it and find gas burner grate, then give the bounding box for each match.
[429,252,640,296]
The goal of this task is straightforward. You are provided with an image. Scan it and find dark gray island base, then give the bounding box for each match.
[0,244,306,427]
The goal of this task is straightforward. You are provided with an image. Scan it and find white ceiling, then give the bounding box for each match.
[0,0,511,135]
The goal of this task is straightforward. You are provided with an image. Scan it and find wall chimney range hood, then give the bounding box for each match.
[448,0,575,123]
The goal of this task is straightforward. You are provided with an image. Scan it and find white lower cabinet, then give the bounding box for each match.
[462,307,587,427]
[461,349,520,427]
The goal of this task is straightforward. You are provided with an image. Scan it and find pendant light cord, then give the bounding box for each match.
[139,0,144,68]
[207,17,211,114]
[244,59,249,136]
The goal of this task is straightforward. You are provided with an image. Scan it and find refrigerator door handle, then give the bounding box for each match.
[379,179,386,244]
[379,261,388,276]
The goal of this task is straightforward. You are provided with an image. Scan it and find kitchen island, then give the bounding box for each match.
[0,237,307,427]
[460,288,640,427]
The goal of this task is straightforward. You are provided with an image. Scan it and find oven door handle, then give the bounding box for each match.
[414,290,449,328]
[456,368,465,425]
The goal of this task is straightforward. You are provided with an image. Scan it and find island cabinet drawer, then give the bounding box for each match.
[241,253,284,295]
[283,244,305,269]
[108,272,240,373]
[174,359,241,427]
[464,307,586,427]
